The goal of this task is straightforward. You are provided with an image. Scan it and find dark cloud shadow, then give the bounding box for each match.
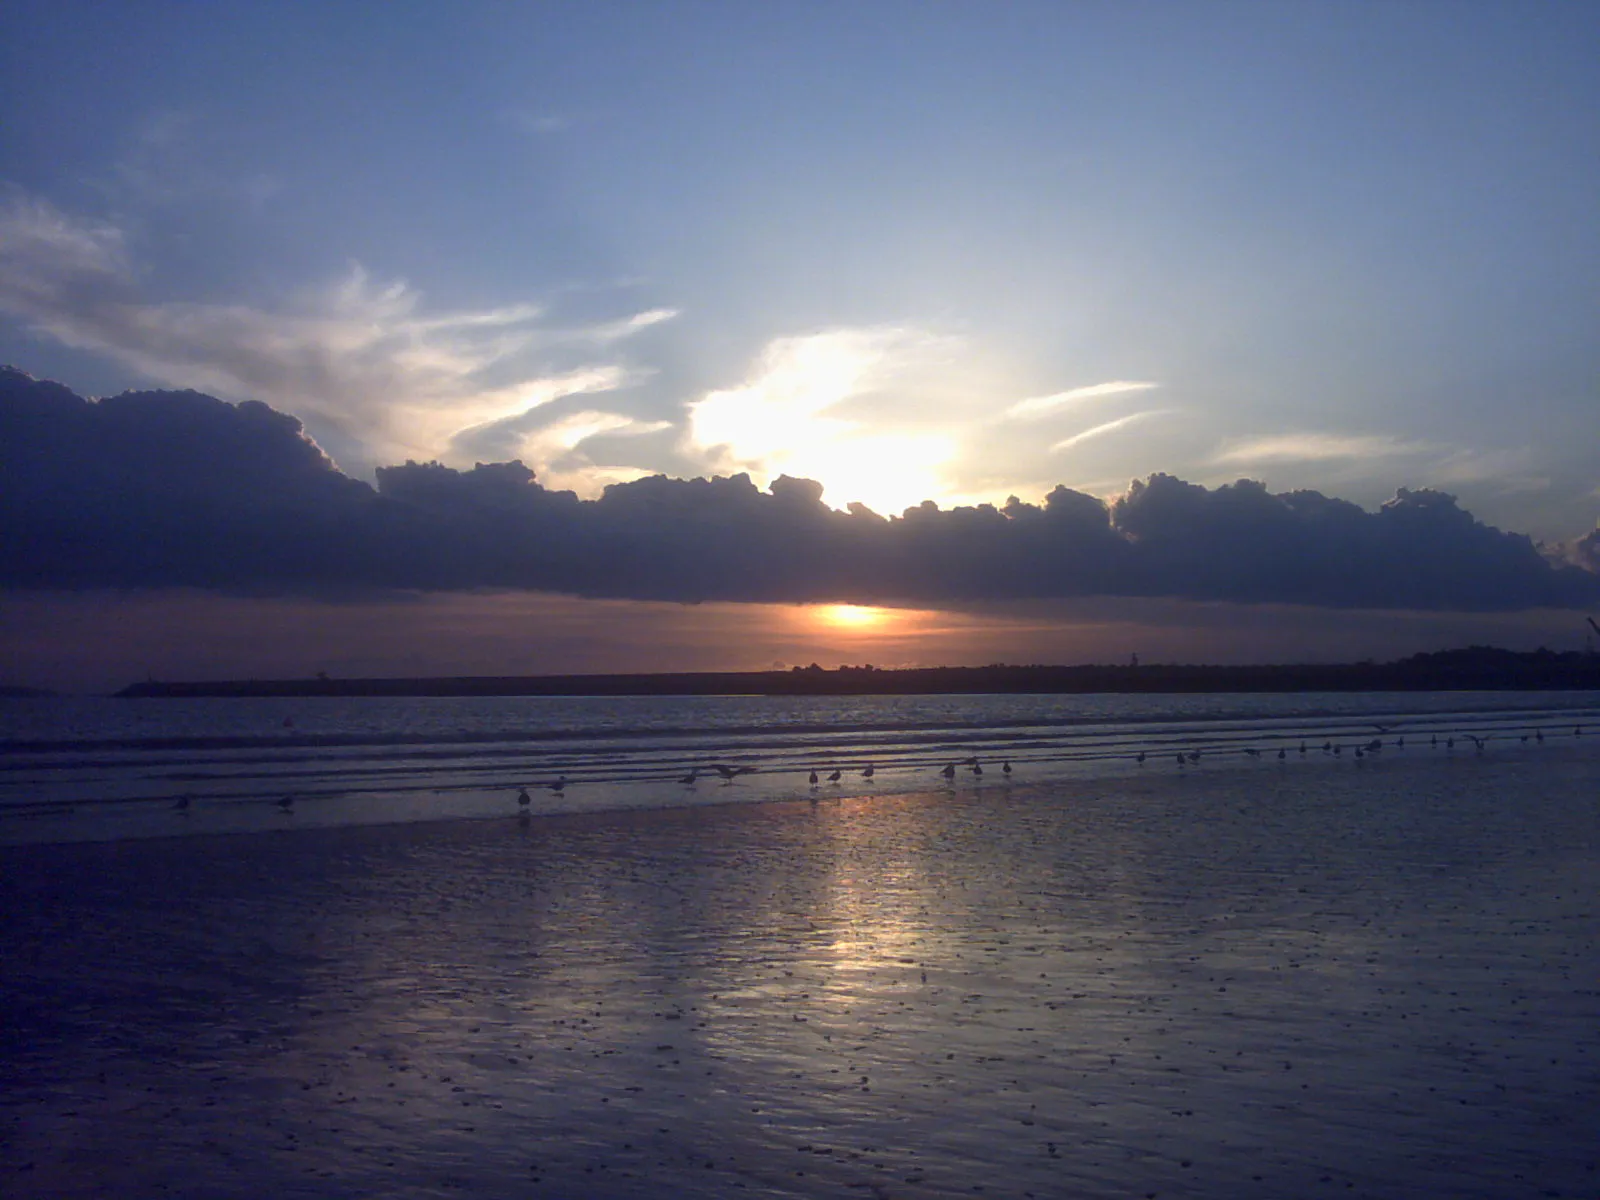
[4,366,1597,611]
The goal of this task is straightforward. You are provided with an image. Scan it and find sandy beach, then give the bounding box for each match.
[3,743,1597,1199]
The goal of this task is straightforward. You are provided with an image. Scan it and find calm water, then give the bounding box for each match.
[4,690,1599,844]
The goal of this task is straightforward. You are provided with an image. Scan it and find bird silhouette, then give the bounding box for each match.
[277,794,295,812]
[679,771,698,787]
[808,769,819,786]
[940,763,957,780]
[708,763,754,782]
[548,777,567,793]
[1136,751,1146,764]
[1001,761,1012,776]
[827,769,843,783]
[516,787,531,808]
[172,795,192,812]
[861,765,875,780]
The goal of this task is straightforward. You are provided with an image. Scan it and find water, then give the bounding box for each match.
[4,690,1599,844]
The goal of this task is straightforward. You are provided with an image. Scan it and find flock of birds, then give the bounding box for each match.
[167,721,1586,817]
[500,720,1586,812]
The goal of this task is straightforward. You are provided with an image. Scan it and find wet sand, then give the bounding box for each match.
[3,745,1598,1198]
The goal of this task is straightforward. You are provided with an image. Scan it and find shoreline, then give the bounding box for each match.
[5,749,1598,1197]
[111,649,1600,699]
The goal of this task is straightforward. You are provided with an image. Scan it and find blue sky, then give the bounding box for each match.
[3,2,1600,689]
[3,1,1596,536]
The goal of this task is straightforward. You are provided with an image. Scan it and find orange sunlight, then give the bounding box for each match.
[812,604,896,631]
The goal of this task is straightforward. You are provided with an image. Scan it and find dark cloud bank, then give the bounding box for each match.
[4,366,1597,611]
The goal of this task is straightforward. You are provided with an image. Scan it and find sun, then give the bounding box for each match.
[815,604,894,630]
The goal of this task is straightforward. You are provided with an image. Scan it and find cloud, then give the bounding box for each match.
[0,193,673,467]
[515,410,672,495]
[1005,380,1158,420]
[683,327,961,514]
[1050,410,1169,454]
[4,369,1595,612]
[1212,432,1431,465]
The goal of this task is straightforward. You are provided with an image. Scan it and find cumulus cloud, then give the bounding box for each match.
[4,369,1596,611]
[0,193,673,467]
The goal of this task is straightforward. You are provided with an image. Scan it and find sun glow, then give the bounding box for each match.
[684,329,960,516]
[814,604,895,630]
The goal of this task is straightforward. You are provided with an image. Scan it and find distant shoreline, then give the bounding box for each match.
[115,647,1600,698]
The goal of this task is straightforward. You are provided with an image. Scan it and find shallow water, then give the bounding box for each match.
[4,690,1599,844]
[3,744,1597,1198]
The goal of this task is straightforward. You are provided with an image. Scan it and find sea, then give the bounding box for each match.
[5,689,1599,845]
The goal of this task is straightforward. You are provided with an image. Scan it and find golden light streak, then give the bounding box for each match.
[813,604,896,631]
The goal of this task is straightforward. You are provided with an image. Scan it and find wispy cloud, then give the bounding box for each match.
[1211,432,1432,465]
[517,410,672,495]
[1050,410,1168,453]
[1006,380,1158,420]
[0,192,673,468]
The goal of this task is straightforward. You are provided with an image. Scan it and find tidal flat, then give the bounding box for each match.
[3,745,1597,1198]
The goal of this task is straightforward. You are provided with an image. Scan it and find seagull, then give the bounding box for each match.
[1002,761,1012,776]
[1299,741,1307,755]
[548,777,567,793]
[827,768,843,783]
[808,769,819,786]
[940,763,957,780]
[1396,737,1405,749]
[1277,748,1286,760]
[971,761,983,776]
[1365,739,1382,753]
[679,771,698,787]
[516,787,531,808]
[1371,724,1393,735]
[861,765,875,780]
[1535,729,1544,744]
[1135,751,1146,764]
[1244,748,1261,758]
[708,763,754,782]
[277,794,295,812]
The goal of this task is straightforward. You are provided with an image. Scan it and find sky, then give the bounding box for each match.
[2,2,1598,691]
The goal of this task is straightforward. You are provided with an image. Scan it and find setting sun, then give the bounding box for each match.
[814,604,895,630]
